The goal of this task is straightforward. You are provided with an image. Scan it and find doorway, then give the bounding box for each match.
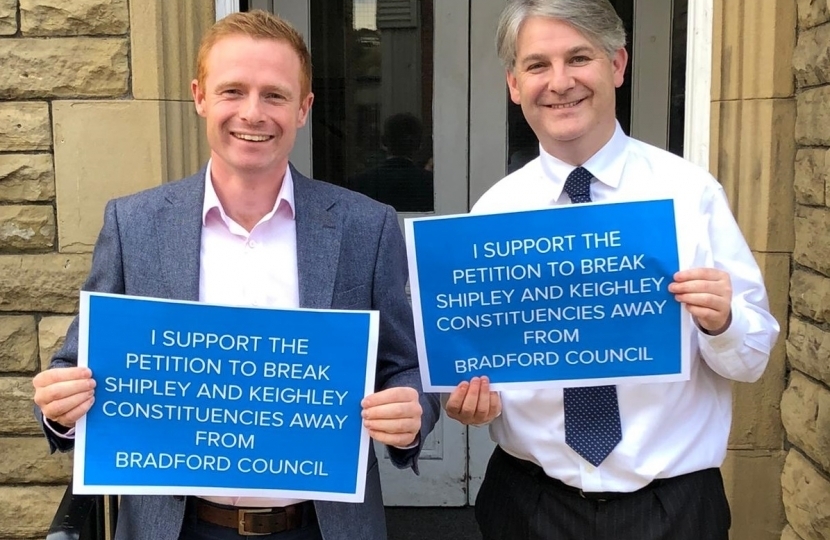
[226,0,693,510]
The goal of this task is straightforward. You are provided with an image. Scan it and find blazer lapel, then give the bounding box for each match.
[293,167,342,309]
[156,172,205,302]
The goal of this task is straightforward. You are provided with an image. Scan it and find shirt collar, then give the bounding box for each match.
[202,159,296,227]
[539,122,629,202]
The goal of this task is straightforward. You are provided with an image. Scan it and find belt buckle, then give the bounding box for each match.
[238,508,274,536]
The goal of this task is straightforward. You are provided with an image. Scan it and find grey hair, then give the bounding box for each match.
[496,0,627,71]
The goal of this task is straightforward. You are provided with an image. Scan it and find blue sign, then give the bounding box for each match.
[74,293,378,503]
[405,200,687,391]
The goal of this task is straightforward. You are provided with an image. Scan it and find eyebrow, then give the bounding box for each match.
[517,45,598,66]
[214,82,294,97]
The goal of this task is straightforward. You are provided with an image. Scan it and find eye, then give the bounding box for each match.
[222,88,242,96]
[526,62,546,72]
[570,55,591,65]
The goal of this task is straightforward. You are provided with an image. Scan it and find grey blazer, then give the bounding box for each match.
[39,165,440,540]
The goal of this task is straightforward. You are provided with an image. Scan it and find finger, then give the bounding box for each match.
[686,305,730,330]
[473,378,493,423]
[362,400,422,421]
[668,280,730,298]
[43,395,95,427]
[34,379,96,409]
[673,292,730,312]
[459,377,485,419]
[41,389,95,421]
[361,386,418,408]
[364,417,421,435]
[673,268,729,282]
[444,382,471,414]
[488,392,502,421]
[55,397,95,428]
[368,430,418,448]
[33,367,93,389]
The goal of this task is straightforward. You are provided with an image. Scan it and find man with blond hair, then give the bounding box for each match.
[33,10,438,540]
[444,1,779,539]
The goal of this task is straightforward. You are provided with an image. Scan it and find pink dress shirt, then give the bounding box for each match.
[198,162,303,507]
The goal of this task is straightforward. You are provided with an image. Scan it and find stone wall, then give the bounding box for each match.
[0,0,211,537]
[781,2,830,539]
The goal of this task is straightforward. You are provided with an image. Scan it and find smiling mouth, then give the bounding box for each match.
[232,132,274,142]
[546,98,586,109]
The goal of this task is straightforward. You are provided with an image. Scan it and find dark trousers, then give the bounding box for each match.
[475,447,730,540]
[177,499,322,540]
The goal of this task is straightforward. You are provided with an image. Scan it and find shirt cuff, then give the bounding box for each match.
[391,433,420,450]
[697,304,748,353]
[44,417,76,439]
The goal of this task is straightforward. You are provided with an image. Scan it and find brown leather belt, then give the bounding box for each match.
[193,498,316,536]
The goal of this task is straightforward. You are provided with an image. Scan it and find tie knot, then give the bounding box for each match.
[563,167,593,204]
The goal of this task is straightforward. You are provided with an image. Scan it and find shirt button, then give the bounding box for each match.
[248,240,257,249]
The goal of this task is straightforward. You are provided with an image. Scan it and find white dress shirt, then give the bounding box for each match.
[473,124,780,492]
[198,162,303,507]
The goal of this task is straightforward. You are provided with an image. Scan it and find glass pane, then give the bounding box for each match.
[668,0,688,157]
[310,0,435,212]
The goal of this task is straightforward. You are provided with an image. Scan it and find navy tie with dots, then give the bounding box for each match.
[561,167,622,467]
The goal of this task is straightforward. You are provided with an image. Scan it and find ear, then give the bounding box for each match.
[506,69,522,105]
[611,48,628,89]
[191,79,207,117]
[297,92,314,127]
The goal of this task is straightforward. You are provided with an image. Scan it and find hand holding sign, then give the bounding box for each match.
[361,387,422,448]
[444,376,501,426]
[34,366,97,428]
[669,268,732,335]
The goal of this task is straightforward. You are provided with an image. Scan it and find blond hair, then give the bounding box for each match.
[196,10,312,97]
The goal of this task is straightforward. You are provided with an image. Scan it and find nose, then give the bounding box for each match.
[547,64,575,95]
[239,94,265,124]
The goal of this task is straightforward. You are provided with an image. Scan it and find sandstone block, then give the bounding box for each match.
[721,450,786,540]
[0,38,129,99]
[0,102,51,151]
[0,438,72,483]
[0,205,56,251]
[791,269,830,325]
[0,377,41,436]
[797,0,830,29]
[0,316,38,373]
[0,254,90,313]
[794,23,830,88]
[705,99,795,252]
[0,154,55,202]
[0,486,65,538]
[794,149,829,206]
[794,206,830,277]
[53,100,205,252]
[0,0,16,35]
[782,450,830,540]
[781,372,830,471]
[21,0,129,36]
[788,317,830,386]
[131,0,215,100]
[39,316,74,370]
[781,525,803,540]
[796,86,830,146]
[712,0,796,100]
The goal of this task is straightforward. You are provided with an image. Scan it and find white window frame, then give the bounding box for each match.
[215,0,239,19]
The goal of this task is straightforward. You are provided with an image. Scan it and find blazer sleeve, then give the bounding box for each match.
[371,205,440,471]
[35,199,127,453]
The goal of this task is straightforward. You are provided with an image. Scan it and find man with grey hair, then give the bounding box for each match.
[443,1,779,539]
